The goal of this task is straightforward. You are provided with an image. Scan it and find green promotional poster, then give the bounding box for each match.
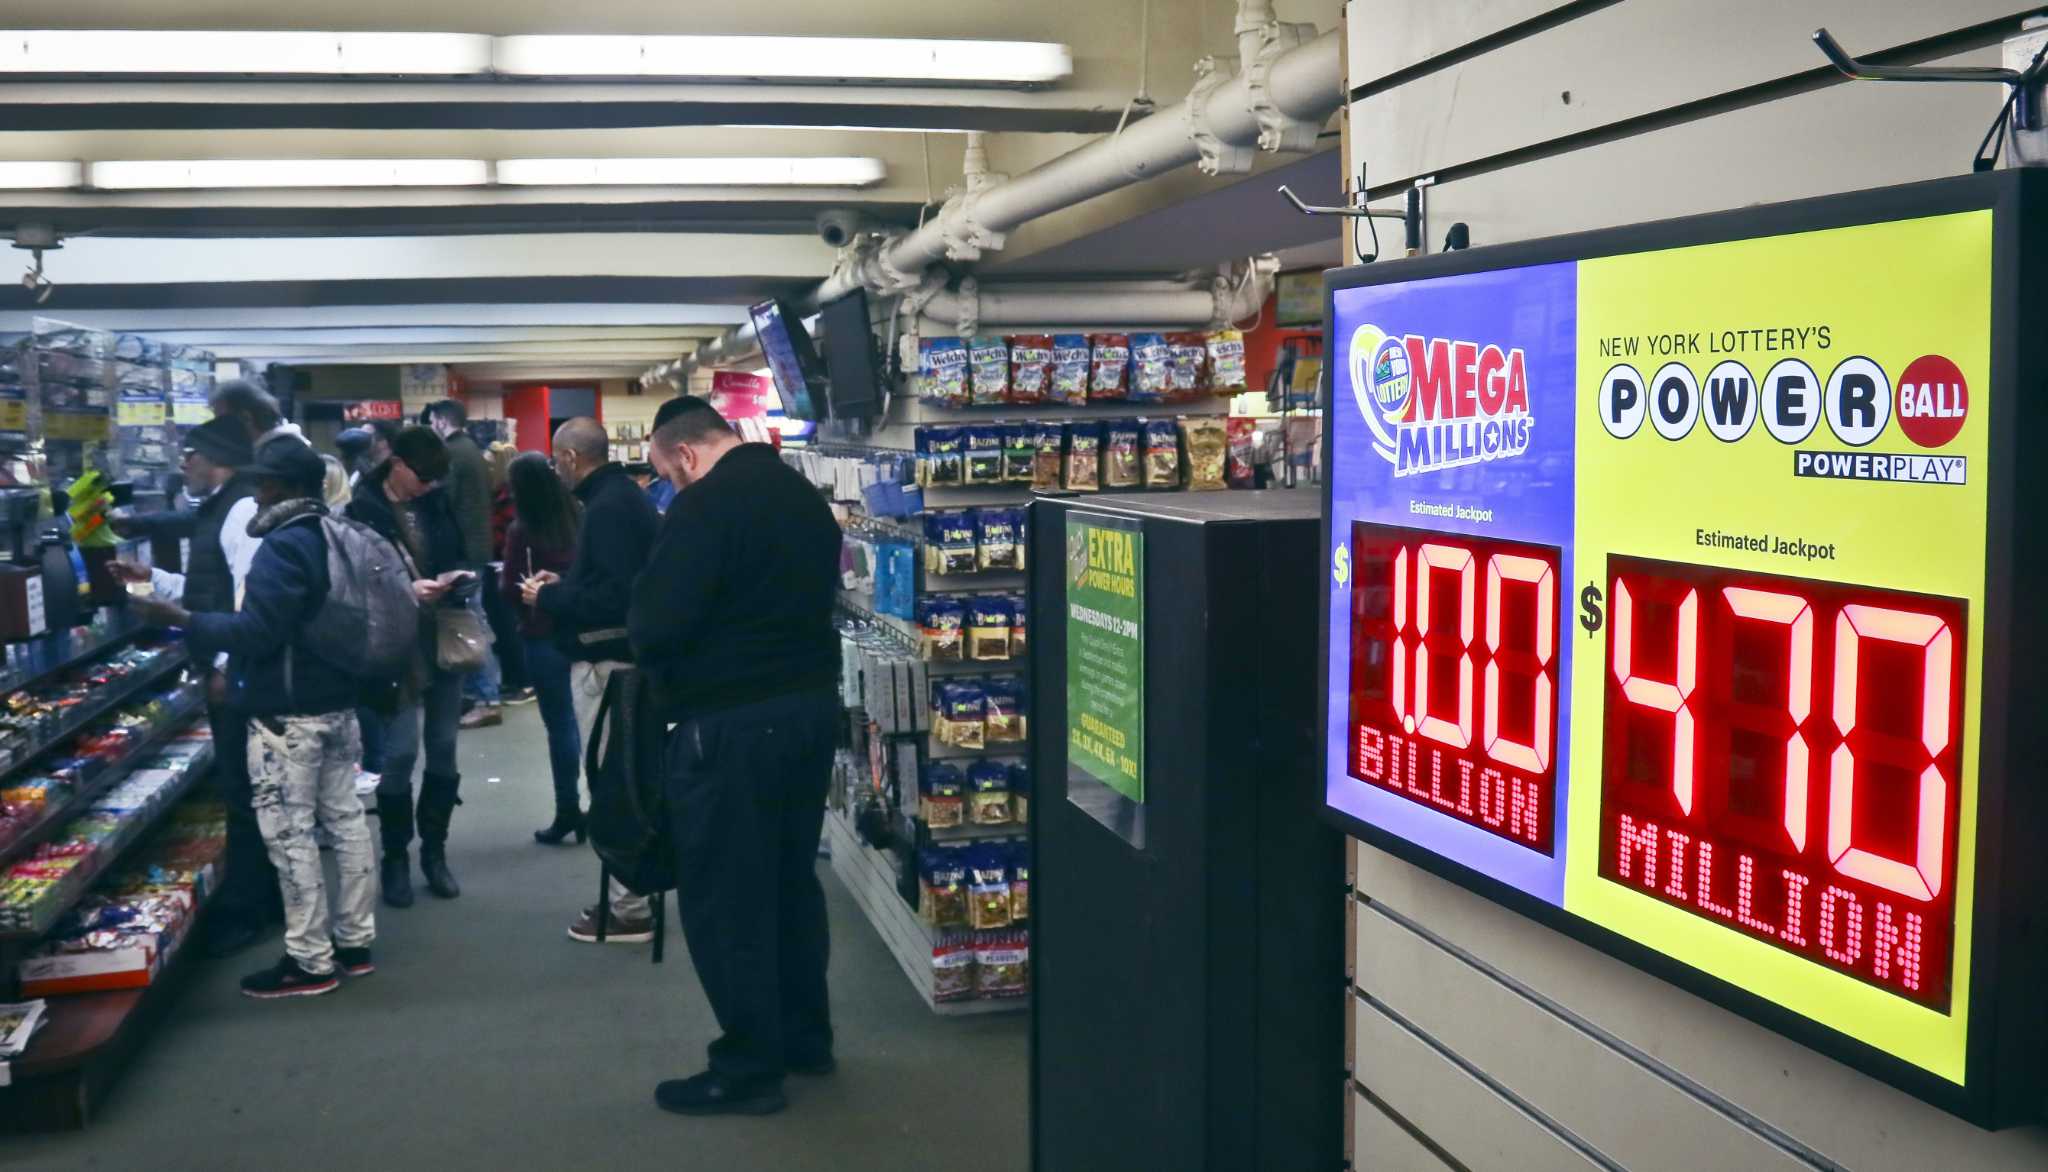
[1065,513,1145,802]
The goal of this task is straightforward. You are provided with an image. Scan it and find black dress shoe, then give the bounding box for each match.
[654,1071,787,1116]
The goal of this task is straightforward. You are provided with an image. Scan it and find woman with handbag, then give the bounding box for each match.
[346,426,479,907]
[501,452,585,845]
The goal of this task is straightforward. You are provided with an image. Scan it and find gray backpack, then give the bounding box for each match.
[288,512,421,682]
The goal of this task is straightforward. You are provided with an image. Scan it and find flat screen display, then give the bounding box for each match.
[1320,173,2044,1124]
[749,299,823,422]
[818,290,883,419]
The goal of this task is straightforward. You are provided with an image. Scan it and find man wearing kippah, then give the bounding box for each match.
[113,416,283,957]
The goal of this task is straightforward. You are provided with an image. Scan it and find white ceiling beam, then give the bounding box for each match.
[0,303,750,333]
[33,232,834,284]
[131,325,718,346]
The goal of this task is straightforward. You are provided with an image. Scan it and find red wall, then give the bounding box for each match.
[1242,292,1324,397]
[504,384,550,453]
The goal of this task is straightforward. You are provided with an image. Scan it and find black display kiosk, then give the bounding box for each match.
[1029,491,1342,1172]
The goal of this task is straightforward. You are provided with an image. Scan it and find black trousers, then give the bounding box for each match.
[667,688,838,1083]
[207,699,281,926]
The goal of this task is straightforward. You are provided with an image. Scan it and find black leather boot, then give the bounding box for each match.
[534,804,585,846]
[377,792,415,908]
[417,772,462,899]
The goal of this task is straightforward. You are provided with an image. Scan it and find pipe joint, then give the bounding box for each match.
[1243,19,1325,153]
[1185,57,1256,176]
[935,192,1009,263]
[954,277,983,337]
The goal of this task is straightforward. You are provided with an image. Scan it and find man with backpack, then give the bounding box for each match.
[135,440,415,999]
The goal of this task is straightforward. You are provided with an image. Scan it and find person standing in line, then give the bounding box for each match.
[482,442,533,706]
[346,426,471,906]
[135,441,378,999]
[423,400,505,730]
[629,396,842,1116]
[518,417,659,942]
[208,379,308,465]
[502,452,584,843]
[351,420,402,798]
[111,418,280,957]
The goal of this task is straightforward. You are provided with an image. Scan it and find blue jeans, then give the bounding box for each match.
[523,635,582,810]
[378,662,463,803]
[464,587,502,706]
[357,704,386,773]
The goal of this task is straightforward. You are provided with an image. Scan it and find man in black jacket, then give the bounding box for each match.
[628,396,841,1117]
[136,441,378,1000]
[347,427,472,906]
[520,416,659,940]
[113,418,280,956]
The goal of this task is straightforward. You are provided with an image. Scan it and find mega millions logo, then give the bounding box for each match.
[1349,324,1534,477]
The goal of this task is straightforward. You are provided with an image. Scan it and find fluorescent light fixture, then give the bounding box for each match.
[495,157,885,188]
[0,30,492,75]
[0,161,82,189]
[88,159,490,190]
[494,35,1071,85]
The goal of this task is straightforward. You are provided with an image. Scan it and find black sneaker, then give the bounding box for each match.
[240,955,340,1000]
[653,1071,787,1116]
[334,946,375,977]
[787,1054,837,1077]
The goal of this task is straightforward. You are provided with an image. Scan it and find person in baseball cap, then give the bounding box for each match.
[181,415,254,472]
[246,435,329,503]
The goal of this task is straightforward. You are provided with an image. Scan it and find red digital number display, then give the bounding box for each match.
[1348,521,1561,853]
[1599,556,1965,1009]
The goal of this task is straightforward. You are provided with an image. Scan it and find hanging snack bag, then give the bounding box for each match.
[975,928,1030,998]
[932,930,978,1002]
[920,849,971,930]
[929,510,980,576]
[1226,417,1259,488]
[968,595,1013,660]
[1050,334,1092,404]
[976,508,1021,572]
[878,541,918,619]
[1007,762,1032,830]
[968,846,1014,928]
[917,596,967,662]
[964,425,1005,486]
[969,336,1010,405]
[1031,423,1065,491]
[1089,333,1131,399]
[984,678,1026,743]
[967,761,1013,826]
[1167,332,1210,400]
[1180,418,1229,490]
[1207,329,1248,394]
[1008,334,1052,403]
[922,426,964,487]
[1102,419,1142,489]
[920,337,969,406]
[920,765,966,829]
[1008,843,1031,921]
[1008,599,1029,659]
[934,680,987,749]
[1064,421,1101,493]
[1142,418,1181,488]
[1003,422,1036,483]
[1128,333,1171,403]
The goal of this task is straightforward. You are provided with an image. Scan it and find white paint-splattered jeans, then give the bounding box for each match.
[249,711,378,975]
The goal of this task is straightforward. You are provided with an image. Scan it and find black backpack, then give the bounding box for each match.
[584,668,676,896]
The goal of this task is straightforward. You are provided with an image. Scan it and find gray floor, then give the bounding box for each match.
[5,701,1028,1171]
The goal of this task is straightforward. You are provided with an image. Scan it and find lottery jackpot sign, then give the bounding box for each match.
[1319,171,2048,1126]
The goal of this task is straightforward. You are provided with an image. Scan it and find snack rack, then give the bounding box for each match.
[794,324,1243,1016]
[0,616,215,1129]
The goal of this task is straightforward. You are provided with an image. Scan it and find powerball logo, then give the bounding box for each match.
[1349,324,1534,477]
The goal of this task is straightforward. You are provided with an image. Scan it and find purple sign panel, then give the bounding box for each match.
[1325,261,1577,904]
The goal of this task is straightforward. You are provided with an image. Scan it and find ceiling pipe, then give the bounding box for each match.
[919,255,1276,334]
[670,15,1340,377]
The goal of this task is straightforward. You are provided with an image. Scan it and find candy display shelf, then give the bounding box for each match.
[0,647,190,871]
[0,832,221,1131]
[823,807,1025,1018]
[0,706,210,940]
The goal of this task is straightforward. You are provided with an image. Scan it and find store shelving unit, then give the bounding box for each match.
[823,806,1025,1018]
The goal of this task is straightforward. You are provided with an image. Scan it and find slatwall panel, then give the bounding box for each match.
[1337,3,2048,1167]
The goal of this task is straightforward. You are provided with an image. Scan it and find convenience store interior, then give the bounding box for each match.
[0,3,1345,1166]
